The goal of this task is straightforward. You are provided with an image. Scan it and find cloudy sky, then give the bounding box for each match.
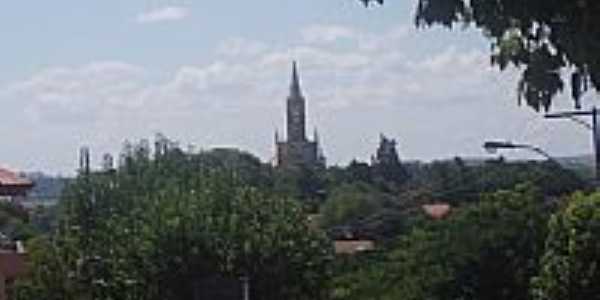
[0,0,594,174]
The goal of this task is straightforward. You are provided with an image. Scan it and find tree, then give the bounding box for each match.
[532,192,600,300]
[334,184,551,300]
[361,0,600,111]
[16,140,334,300]
[194,148,273,189]
[407,159,585,204]
[321,183,388,228]
[272,165,327,204]
[14,236,72,300]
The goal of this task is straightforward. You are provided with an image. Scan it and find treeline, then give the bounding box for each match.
[16,137,333,300]
[9,133,598,300]
[320,157,584,243]
[331,185,600,300]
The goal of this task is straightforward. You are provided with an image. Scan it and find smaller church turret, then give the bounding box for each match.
[371,133,408,184]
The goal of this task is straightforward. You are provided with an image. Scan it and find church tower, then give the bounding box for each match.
[275,61,325,169]
[287,61,307,142]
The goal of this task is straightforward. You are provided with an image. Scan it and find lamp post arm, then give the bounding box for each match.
[484,141,561,166]
[523,145,561,166]
[566,116,593,131]
[544,107,599,187]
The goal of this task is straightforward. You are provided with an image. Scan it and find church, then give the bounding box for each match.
[275,62,325,169]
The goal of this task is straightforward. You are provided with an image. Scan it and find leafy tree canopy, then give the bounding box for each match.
[16,142,334,300]
[321,183,390,229]
[361,0,600,111]
[333,184,551,300]
[532,192,600,300]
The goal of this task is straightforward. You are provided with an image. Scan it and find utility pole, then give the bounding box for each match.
[545,107,600,185]
[239,275,250,300]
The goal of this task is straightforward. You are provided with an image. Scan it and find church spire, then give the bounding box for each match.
[276,61,326,168]
[290,61,302,97]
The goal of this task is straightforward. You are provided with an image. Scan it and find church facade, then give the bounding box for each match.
[275,62,325,169]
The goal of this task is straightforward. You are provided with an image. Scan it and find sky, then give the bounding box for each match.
[0,0,595,175]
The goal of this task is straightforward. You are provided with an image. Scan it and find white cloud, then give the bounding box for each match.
[1,22,591,174]
[301,24,357,44]
[216,38,269,57]
[358,24,409,52]
[136,6,189,24]
[7,61,146,113]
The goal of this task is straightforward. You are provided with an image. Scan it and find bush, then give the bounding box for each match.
[532,192,600,300]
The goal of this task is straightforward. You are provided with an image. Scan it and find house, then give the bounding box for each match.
[334,240,375,255]
[422,203,452,220]
[0,242,27,300]
[0,168,33,203]
[306,215,375,255]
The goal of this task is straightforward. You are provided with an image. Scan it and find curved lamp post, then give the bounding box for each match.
[483,141,558,164]
[545,107,599,186]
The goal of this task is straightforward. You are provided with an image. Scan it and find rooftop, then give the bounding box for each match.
[334,240,375,255]
[422,203,452,220]
[0,168,33,187]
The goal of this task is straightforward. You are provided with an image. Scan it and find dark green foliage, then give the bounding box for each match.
[326,159,408,194]
[16,139,334,300]
[334,184,551,300]
[272,165,327,203]
[0,202,39,241]
[12,135,593,300]
[361,0,600,111]
[330,250,388,300]
[14,236,70,300]
[28,205,59,234]
[344,160,372,185]
[532,192,600,300]
[408,159,586,204]
[324,161,374,195]
[321,183,393,229]
[320,157,584,245]
[192,148,273,189]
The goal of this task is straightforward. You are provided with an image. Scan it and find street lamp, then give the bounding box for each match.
[483,140,556,163]
[545,107,600,185]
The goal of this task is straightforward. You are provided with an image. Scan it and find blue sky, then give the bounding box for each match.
[0,1,397,77]
[0,1,593,174]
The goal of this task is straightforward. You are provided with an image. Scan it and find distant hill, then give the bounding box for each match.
[415,155,596,181]
[25,173,71,205]
[555,154,594,166]
[554,154,595,180]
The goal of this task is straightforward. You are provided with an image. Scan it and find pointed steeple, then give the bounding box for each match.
[290,61,302,97]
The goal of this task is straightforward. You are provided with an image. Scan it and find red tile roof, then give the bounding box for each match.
[422,203,452,220]
[0,168,33,187]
